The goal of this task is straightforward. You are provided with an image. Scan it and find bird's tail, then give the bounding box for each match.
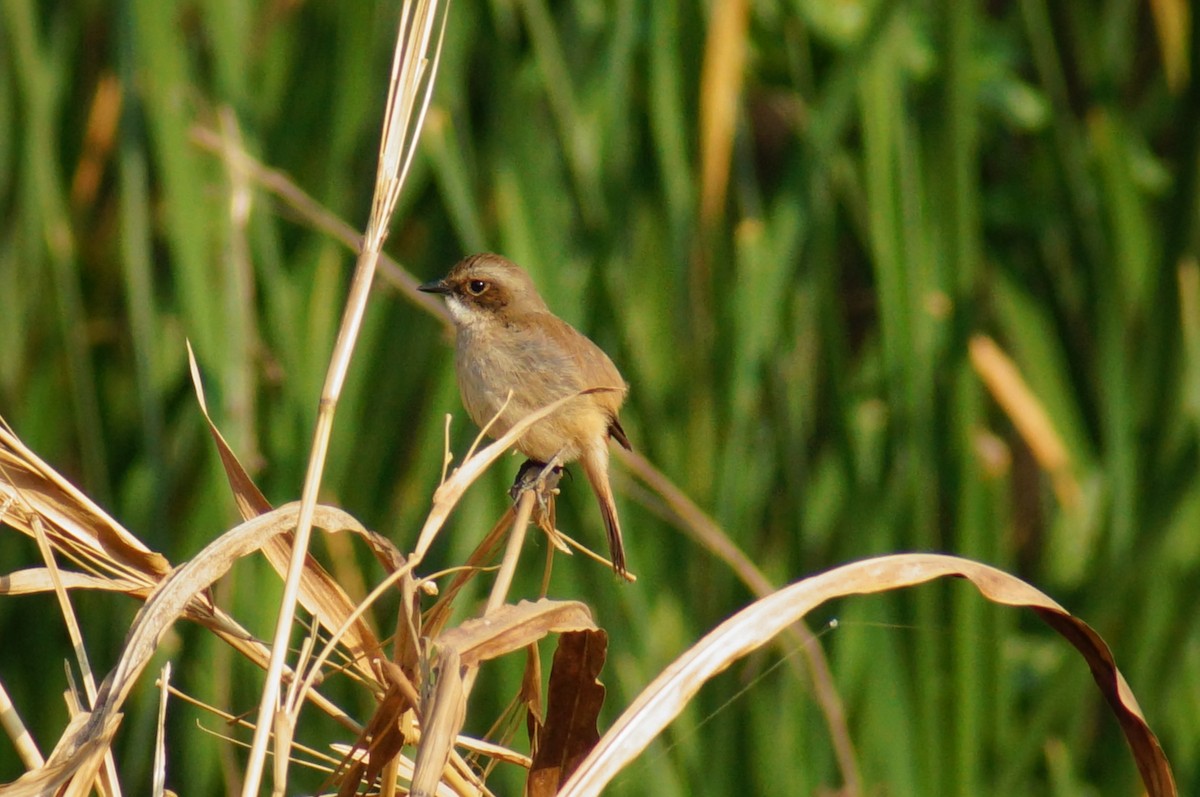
[582,444,630,580]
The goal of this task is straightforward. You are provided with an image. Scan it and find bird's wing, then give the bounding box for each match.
[533,313,627,397]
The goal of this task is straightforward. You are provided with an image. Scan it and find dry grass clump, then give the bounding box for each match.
[0,410,1177,795]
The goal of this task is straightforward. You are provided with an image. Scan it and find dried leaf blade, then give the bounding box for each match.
[434,599,597,669]
[526,630,608,797]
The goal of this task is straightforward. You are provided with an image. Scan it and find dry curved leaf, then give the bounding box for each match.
[0,420,170,582]
[557,553,1176,797]
[434,599,597,669]
[0,568,144,596]
[528,630,608,797]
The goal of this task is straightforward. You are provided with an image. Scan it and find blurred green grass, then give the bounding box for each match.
[1,0,1198,794]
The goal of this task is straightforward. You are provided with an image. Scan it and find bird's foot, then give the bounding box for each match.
[510,459,565,539]
[509,458,564,503]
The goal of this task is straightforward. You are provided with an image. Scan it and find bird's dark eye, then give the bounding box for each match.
[466,279,488,296]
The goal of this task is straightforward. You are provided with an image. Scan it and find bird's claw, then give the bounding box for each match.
[509,458,563,521]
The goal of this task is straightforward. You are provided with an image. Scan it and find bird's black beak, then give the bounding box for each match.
[418,279,451,295]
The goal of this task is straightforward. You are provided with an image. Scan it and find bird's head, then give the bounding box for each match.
[418,253,549,328]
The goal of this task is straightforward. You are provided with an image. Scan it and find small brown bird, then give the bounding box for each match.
[419,253,633,578]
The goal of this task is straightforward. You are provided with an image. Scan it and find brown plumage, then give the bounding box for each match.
[419,253,633,577]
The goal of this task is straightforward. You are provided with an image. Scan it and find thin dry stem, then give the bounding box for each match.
[485,490,536,616]
[31,516,97,704]
[241,3,449,794]
[152,663,170,797]
[31,516,123,797]
[440,414,454,485]
[170,684,348,774]
[380,757,400,797]
[464,390,514,464]
[0,677,44,770]
[281,631,320,752]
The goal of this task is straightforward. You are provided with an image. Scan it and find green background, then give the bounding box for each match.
[1,0,1198,794]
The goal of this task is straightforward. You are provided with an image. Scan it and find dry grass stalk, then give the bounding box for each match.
[0,678,43,771]
[241,2,450,792]
[152,663,171,797]
[411,390,608,565]
[30,513,123,797]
